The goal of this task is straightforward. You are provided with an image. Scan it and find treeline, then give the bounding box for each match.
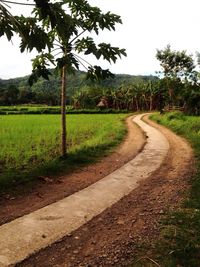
[0,70,85,106]
[0,70,157,106]
[1,74,199,115]
[1,48,200,116]
[71,79,200,114]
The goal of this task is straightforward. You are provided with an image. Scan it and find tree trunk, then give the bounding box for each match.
[149,94,153,111]
[61,65,67,157]
[135,97,139,111]
[143,94,148,110]
[168,87,173,108]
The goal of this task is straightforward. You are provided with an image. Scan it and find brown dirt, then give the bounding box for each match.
[15,115,195,267]
[0,115,146,226]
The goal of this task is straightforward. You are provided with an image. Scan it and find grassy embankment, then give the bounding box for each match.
[131,111,200,267]
[0,105,130,114]
[0,113,128,193]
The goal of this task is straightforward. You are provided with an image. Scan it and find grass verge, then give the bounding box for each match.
[147,111,200,267]
[128,111,200,267]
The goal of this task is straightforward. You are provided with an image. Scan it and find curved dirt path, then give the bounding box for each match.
[0,114,195,267]
[0,114,170,267]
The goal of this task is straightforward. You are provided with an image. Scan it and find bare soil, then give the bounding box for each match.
[2,115,195,267]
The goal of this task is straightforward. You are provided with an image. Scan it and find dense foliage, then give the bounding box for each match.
[156,45,200,114]
[0,71,158,106]
[1,65,199,114]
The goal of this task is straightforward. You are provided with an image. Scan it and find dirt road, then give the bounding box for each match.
[0,114,194,267]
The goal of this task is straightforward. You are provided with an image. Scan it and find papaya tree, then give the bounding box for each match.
[0,0,126,156]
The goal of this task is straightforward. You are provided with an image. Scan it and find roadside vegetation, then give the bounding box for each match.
[0,113,128,193]
[144,111,200,267]
[0,105,130,115]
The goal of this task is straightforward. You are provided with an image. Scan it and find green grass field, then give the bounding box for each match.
[0,113,128,192]
[150,112,200,267]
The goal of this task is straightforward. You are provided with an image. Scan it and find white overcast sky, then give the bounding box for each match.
[0,0,200,79]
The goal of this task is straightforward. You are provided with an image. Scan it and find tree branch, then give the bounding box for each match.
[69,29,87,44]
[73,54,89,71]
[0,0,34,6]
[73,53,93,67]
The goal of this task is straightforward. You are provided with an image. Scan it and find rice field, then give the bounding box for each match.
[0,114,128,178]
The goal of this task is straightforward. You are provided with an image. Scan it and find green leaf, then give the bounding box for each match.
[86,66,115,81]
[56,53,79,73]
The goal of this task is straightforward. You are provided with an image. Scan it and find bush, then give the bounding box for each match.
[166,111,185,121]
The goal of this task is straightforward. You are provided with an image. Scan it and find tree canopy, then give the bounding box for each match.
[156,44,197,82]
[0,0,127,83]
[156,45,200,113]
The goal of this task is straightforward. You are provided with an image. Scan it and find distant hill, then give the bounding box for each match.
[0,70,158,105]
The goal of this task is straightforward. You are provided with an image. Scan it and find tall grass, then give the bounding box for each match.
[0,114,128,191]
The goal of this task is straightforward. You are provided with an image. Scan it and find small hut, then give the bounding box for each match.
[97,97,109,110]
